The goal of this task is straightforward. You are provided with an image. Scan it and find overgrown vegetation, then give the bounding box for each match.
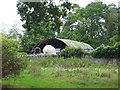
[1,33,25,78]
[91,42,120,59]
[16,1,119,53]
[2,57,118,88]
[1,0,119,88]
[60,47,84,58]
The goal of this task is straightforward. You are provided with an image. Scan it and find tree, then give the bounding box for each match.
[118,5,120,41]
[7,24,22,41]
[7,24,24,53]
[59,2,118,48]
[17,0,73,53]
[105,4,118,45]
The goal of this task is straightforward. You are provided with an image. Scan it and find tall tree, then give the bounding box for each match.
[17,0,73,53]
[59,2,118,48]
[7,24,22,41]
[105,4,118,45]
[119,6,120,41]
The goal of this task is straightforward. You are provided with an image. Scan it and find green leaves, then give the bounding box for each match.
[16,1,118,53]
[60,47,84,58]
[59,1,118,48]
[1,33,24,78]
[16,1,74,53]
[91,42,120,59]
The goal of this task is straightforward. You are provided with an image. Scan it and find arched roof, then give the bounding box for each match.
[58,38,93,50]
[31,38,94,53]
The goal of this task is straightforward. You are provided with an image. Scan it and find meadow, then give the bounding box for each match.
[2,57,118,88]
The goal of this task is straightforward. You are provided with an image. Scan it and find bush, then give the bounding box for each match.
[114,42,120,58]
[60,47,84,58]
[1,33,24,78]
[91,42,120,59]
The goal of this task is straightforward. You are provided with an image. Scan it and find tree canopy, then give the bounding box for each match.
[17,0,74,53]
[16,0,119,53]
[58,2,118,48]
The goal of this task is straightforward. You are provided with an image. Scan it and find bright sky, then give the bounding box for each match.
[0,0,119,34]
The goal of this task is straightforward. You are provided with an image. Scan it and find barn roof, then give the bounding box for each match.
[31,38,94,53]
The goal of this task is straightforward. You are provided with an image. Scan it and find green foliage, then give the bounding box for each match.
[16,1,73,53]
[7,24,22,41]
[59,2,118,48]
[2,57,118,88]
[60,47,84,58]
[114,42,120,58]
[16,1,119,53]
[1,33,24,78]
[91,42,120,59]
[109,35,119,45]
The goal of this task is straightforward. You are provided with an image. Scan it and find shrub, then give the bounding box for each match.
[1,33,24,78]
[90,46,103,58]
[60,47,84,58]
[113,42,120,58]
[91,42,120,59]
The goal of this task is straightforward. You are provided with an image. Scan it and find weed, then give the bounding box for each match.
[2,57,118,88]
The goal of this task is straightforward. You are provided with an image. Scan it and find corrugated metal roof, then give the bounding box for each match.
[57,38,94,51]
[31,38,94,53]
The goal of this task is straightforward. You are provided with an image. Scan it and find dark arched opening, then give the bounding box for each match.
[31,38,67,54]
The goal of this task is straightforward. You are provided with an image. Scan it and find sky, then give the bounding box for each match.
[0,0,119,34]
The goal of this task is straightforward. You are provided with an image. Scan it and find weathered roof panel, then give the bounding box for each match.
[31,38,94,53]
[58,38,94,50]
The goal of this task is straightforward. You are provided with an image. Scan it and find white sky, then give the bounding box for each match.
[0,0,119,34]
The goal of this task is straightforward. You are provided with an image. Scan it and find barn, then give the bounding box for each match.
[31,38,94,55]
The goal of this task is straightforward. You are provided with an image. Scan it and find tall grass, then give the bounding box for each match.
[2,57,118,88]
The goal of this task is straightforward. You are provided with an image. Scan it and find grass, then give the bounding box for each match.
[2,57,118,88]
